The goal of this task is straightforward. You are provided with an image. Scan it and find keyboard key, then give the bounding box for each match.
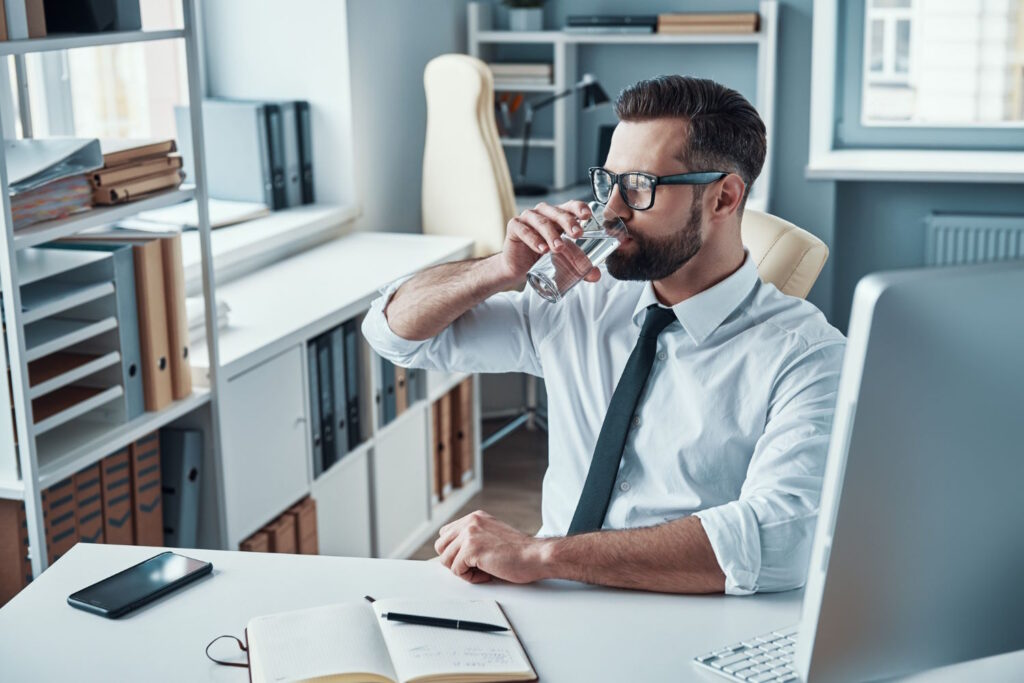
[732,666,757,680]
[695,652,717,663]
[710,652,751,669]
[724,660,754,674]
[774,675,799,682]
[750,673,777,683]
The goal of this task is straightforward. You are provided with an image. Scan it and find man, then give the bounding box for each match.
[362,75,844,595]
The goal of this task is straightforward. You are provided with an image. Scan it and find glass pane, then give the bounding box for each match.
[862,0,1024,126]
[869,19,885,73]
[894,19,911,74]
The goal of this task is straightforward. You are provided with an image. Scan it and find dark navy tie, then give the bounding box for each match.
[567,304,677,535]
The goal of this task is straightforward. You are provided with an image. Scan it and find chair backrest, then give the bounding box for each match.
[741,209,828,299]
[422,54,515,257]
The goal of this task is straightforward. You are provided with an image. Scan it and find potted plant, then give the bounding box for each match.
[503,0,545,32]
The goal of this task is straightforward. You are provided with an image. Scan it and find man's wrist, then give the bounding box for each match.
[526,536,563,582]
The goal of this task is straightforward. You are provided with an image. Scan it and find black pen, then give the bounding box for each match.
[364,595,508,632]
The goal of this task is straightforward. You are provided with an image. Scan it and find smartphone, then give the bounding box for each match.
[67,551,212,618]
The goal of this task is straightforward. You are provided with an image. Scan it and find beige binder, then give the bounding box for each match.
[394,366,408,416]
[93,170,183,205]
[160,234,192,400]
[133,240,174,411]
[91,155,182,187]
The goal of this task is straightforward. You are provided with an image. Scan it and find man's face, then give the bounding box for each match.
[600,119,706,282]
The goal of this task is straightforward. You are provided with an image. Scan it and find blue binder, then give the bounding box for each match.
[329,327,349,462]
[307,339,324,479]
[342,319,362,450]
[159,428,202,548]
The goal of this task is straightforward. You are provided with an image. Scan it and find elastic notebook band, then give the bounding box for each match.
[205,634,249,669]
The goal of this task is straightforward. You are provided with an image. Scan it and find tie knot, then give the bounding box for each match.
[640,304,676,338]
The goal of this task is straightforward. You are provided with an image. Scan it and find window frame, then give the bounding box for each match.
[807,0,1024,182]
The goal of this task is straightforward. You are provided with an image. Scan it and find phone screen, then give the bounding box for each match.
[69,552,211,616]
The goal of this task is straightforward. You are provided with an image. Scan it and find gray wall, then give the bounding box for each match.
[345,0,468,234]
[347,0,1021,336]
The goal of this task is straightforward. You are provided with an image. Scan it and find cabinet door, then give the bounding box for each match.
[311,448,372,558]
[220,345,309,546]
[373,408,429,558]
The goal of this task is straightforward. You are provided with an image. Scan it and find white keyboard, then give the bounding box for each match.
[693,625,800,682]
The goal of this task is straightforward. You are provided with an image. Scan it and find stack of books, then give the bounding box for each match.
[657,12,760,34]
[91,140,184,206]
[488,62,553,87]
[565,15,657,34]
[7,138,103,231]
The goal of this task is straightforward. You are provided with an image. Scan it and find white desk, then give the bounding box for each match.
[2,544,1022,682]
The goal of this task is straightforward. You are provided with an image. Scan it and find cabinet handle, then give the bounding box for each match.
[294,416,307,426]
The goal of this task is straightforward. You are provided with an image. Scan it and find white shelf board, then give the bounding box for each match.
[192,232,474,379]
[33,385,124,436]
[501,137,555,148]
[477,30,562,43]
[32,388,210,490]
[476,29,763,45]
[0,28,185,56]
[13,187,195,251]
[16,247,110,286]
[494,83,557,92]
[28,350,121,400]
[24,317,117,362]
[21,281,114,325]
[564,31,763,45]
[180,202,359,291]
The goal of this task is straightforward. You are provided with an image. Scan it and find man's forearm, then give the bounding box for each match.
[537,516,726,593]
[386,254,520,341]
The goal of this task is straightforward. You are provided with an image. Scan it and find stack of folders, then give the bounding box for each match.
[306,320,365,479]
[55,227,193,414]
[239,496,318,555]
[0,425,203,607]
[656,12,760,34]
[488,62,554,87]
[91,139,185,206]
[6,138,103,231]
[377,357,425,429]
[431,379,475,504]
[564,15,657,33]
[175,99,314,210]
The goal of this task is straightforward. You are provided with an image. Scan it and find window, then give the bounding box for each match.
[807,0,1024,181]
[861,0,1024,127]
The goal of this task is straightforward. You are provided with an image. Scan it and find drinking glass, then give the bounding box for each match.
[527,201,626,303]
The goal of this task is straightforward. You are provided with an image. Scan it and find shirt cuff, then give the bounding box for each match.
[694,502,762,596]
[362,275,425,358]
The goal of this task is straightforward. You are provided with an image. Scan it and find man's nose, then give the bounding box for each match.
[603,183,633,222]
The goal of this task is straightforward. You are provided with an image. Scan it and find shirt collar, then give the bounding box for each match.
[631,250,759,345]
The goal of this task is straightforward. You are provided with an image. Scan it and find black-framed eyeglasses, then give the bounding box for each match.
[588,166,729,211]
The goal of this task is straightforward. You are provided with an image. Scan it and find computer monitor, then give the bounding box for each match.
[794,261,1024,681]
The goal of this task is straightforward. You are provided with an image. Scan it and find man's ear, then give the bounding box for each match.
[710,174,746,221]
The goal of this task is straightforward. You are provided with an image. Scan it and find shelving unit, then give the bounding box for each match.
[0,3,485,592]
[0,1,225,580]
[468,0,778,211]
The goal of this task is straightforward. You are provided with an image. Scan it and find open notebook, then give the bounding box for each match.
[242,599,537,683]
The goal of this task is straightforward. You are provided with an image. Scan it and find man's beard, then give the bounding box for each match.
[606,196,703,281]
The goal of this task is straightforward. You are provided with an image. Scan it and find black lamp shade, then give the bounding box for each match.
[582,81,610,110]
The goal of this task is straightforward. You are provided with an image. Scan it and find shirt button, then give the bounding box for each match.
[657,350,667,361]
[619,481,631,492]
[632,415,641,427]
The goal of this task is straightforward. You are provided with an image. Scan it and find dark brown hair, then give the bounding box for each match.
[614,75,766,207]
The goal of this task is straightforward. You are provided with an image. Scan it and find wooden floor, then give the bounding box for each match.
[410,418,547,560]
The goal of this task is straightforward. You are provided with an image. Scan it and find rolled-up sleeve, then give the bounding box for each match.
[361,275,557,377]
[694,339,845,595]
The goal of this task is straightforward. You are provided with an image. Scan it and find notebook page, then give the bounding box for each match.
[247,603,397,683]
[373,599,534,683]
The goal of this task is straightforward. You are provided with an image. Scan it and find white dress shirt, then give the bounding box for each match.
[361,252,845,595]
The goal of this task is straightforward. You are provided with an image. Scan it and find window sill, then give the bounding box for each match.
[181,202,361,295]
[805,149,1024,183]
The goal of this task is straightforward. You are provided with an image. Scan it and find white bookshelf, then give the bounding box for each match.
[468,0,779,208]
[0,0,226,582]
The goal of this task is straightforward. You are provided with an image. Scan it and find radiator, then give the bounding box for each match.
[924,214,1024,267]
